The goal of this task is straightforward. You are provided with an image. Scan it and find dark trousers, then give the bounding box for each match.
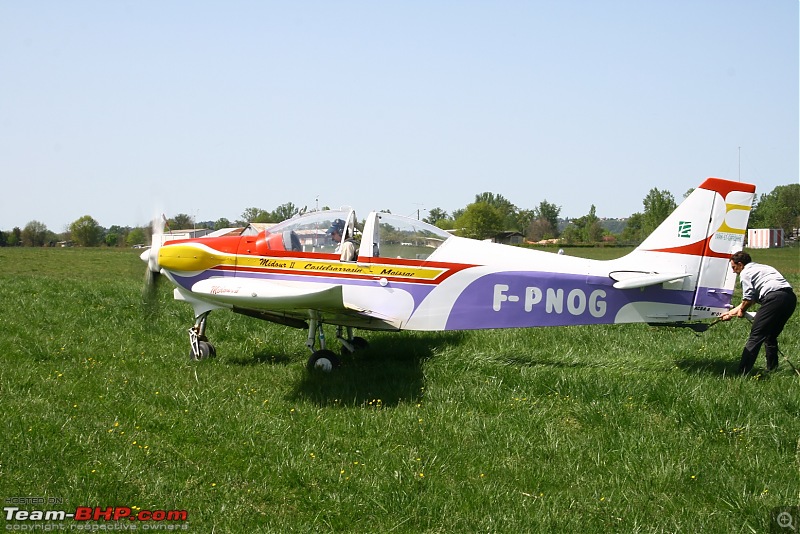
[739,288,797,374]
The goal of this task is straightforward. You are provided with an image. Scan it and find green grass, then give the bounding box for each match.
[0,246,798,532]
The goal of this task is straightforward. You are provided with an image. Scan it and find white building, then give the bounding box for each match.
[747,228,784,248]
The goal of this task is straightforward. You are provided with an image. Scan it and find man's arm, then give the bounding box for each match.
[721,299,752,321]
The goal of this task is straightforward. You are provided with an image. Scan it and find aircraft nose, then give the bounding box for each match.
[156,243,235,273]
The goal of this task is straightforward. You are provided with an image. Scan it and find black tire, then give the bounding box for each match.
[190,340,214,361]
[307,349,340,372]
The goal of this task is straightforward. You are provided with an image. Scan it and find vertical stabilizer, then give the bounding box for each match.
[627,177,756,319]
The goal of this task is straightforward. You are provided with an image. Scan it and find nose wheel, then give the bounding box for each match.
[189,312,216,361]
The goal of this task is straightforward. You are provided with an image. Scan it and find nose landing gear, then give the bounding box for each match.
[189,311,216,361]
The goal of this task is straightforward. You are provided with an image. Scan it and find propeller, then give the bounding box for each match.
[141,214,168,312]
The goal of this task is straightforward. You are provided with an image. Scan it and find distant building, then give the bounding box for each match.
[747,228,784,248]
[494,231,524,245]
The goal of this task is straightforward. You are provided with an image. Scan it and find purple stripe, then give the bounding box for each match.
[693,287,733,308]
[444,271,694,330]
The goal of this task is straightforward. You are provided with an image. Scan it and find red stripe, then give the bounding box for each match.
[648,236,732,259]
[699,177,756,196]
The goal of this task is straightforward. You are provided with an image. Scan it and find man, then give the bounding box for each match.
[327,219,357,262]
[721,251,796,374]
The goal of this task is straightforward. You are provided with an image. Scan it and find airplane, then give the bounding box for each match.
[140,177,756,371]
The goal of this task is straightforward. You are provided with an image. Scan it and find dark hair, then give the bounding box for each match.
[730,251,752,265]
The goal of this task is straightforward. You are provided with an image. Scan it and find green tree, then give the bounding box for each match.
[578,205,603,243]
[642,188,677,234]
[536,200,561,232]
[561,205,603,244]
[21,220,48,247]
[70,215,104,247]
[455,202,505,240]
[105,233,118,247]
[10,227,21,246]
[621,212,645,243]
[214,218,233,230]
[529,200,561,240]
[271,202,300,222]
[240,207,271,224]
[749,184,800,232]
[127,227,146,247]
[511,209,535,234]
[560,223,580,245]
[172,214,194,230]
[107,225,129,247]
[423,208,449,226]
[474,192,522,231]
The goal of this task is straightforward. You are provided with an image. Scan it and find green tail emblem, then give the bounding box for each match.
[678,221,692,238]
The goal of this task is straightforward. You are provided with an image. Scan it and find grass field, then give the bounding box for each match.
[0,246,798,532]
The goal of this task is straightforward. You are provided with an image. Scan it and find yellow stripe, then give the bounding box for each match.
[725,203,751,212]
[161,246,446,280]
[717,203,752,235]
[239,256,447,280]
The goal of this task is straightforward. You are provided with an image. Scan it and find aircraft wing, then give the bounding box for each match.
[609,271,692,290]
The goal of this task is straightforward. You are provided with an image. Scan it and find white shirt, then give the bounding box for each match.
[338,239,356,262]
[740,262,792,303]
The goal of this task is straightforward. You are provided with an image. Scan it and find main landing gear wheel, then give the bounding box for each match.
[307,350,341,373]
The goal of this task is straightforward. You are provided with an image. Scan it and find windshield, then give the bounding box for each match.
[265,210,352,254]
[265,209,453,259]
[373,213,451,260]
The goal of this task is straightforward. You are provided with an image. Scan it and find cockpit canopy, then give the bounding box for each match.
[263,209,452,260]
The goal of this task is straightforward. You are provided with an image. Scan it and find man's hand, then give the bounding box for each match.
[721,303,748,321]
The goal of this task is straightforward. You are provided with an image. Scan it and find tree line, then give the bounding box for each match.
[1,184,797,248]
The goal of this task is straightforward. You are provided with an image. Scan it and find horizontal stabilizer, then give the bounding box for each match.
[610,271,691,290]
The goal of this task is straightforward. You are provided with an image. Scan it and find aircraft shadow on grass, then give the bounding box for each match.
[289,332,468,407]
[226,331,468,407]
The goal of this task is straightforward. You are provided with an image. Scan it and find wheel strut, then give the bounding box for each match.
[188,311,215,360]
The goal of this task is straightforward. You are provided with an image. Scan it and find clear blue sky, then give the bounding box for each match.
[1,1,797,232]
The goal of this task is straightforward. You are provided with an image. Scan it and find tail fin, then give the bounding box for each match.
[623,177,756,320]
[635,178,755,258]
